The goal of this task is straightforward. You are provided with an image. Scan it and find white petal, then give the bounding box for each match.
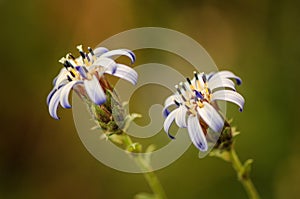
[162,94,180,117]
[91,57,117,74]
[175,106,187,128]
[211,90,245,111]
[164,94,181,106]
[209,70,242,85]
[163,109,179,139]
[84,75,106,105]
[208,78,236,91]
[75,66,88,79]
[54,68,69,89]
[105,64,138,85]
[206,72,215,81]
[93,47,109,57]
[100,49,136,63]
[47,88,57,105]
[48,88,63,120]
[59,80,83,108]
[52,76,58,86]
[187,115,208,151]
[197,102,224,133]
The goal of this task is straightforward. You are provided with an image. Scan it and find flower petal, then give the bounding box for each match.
[75,66,88,79]
[93,47,109,57]
[105,63,138,85]
[100,49,136,64]
[47,88,57,105]
[52,76,58,86]
[84,75,106,105]
[208,78,236,91]
[91,57,117,74]
[206,72,215,81]
[187,115,208,151]
[163,109,179,139]
[47,83,67,105]
[197,102,224,133]
[54,68,69,89]
[59,80,83,108]
[211,90,245,111]
[175,106,187,128]
[48,88,63,120]
[162,94,180,117]
[209,70,242,85]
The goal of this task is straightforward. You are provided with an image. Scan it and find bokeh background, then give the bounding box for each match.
[1,0,299,198]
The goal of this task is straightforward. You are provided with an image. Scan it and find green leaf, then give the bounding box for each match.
[122,113,142,132]
[107,134,124,145]
[209,149,231,162]
[243,159,253,175]
[231,126,240,138]
[127,142,142,153]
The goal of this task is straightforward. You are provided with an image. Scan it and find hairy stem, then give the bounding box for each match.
[123,134,167,199]
[229,148,260,199]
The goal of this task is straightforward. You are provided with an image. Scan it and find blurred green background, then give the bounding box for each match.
[1,0,299,198]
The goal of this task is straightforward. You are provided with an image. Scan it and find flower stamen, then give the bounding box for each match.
[179,82,187,91]
[67,75,72,82]
[186,77,195,90]
[88,46,97,62]
[175,85,187,102]
[194,71,202,90]
[174,100,181,107]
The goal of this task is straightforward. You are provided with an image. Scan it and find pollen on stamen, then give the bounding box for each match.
[59,57,67,64]
[76,45,86,60]
[186,77,195,90]
[88,47,94,56]
[197,101,204,108]
[186,77,192,85]
[68,68,77,77]
[79,51,86,59]
[68,53,76,60]
[64,60,74,68]
[194,72,202,90]
[194,71,199,80]
[76,45,83,52]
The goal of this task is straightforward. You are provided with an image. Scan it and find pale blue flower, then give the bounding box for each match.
[47,45,137,119]
[163,71,244,151]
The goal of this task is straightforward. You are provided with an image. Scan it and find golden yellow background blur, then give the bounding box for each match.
[0,0,299,198]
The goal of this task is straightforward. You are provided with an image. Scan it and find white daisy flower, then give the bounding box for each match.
[163,71,244,151]
[47,45,137,119]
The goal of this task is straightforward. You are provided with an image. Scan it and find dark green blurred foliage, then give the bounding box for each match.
[0,0,299,198]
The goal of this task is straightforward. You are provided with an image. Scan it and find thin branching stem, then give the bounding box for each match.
[123,134,168,199]
[229,147,260,199]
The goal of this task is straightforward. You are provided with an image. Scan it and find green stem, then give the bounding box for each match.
[229,148,260,199]
[136,156,168,199]
[123,134,167,199]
